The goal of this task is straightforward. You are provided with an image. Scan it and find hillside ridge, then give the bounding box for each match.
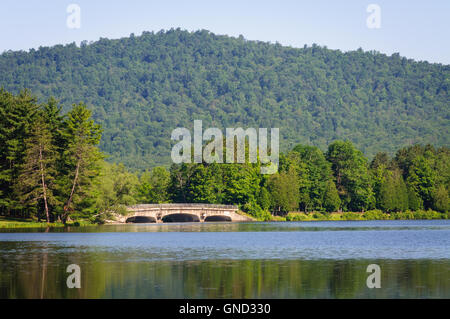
[0,29,448,169]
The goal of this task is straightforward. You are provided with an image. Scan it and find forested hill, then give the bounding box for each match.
[0,29,448,170]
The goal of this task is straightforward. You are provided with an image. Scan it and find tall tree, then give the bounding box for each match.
[16,115,59,222]
[322,180,341,212]
[267,167,299,213]
[290,145,335,212]
[0,89,39,216]
[326,140,375,211]
[377,169,408,212]
[59,103,103,222]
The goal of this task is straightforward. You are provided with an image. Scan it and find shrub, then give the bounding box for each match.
[342,212,362,220]
[286,212,308,221]
[312,212,327,220]
[243,202,272,221]
[363,209,390,220]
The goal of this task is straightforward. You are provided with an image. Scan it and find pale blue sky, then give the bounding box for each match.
[0,0,449,64]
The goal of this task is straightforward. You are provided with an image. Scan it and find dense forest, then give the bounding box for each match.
[0,29,449,170]
[0,90,448,223]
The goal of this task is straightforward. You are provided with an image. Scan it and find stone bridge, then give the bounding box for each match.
[114,203,254,223]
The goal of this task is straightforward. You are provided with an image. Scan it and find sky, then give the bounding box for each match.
[0,0,449,64]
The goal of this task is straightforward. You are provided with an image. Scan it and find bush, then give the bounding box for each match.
[243,202,272,221]
[413,209,442,220]
[312,212,327,220]
[363,209,390,220]
[391,211,414,220]
[342,212,362,220]
[286,212,308,221]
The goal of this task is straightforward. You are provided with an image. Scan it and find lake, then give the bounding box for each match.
[0,220,449,298]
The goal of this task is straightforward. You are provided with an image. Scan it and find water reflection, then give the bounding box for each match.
[0,220,449,298]
[0,248,448,298]
[2,220,449,233]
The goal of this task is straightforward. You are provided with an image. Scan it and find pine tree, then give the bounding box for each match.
[16,115,59,222]
[59,103,103,222]
[0,89,39,216]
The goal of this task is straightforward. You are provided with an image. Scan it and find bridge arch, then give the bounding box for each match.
[126,216,156,223]
[204,215,232,222]
[162,213,200,223]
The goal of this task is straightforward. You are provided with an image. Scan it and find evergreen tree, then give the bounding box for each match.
[16,115,59,222]
[59,103,103,222]
[0,89,39,216]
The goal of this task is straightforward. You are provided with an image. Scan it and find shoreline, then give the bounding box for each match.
[1,209,448,229]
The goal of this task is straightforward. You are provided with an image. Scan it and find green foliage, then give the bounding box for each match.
[0,90,128,223]
[395,144,449,211]
[289,145,335,212]
[377,169,408,212]
[326,140,375,211]
[257,187,271,211]
[362,209,390,220]
[15,114,60,222]
[323,180,341,212]
[57,103,104,221]
[0,89,39,214]
[87,162,139,223]
[285,213,308,221]
[267,167,299,213]
[390,209,445,220]
[312,212,327,220]
[0,30,448,170]
[137,166,170,203]
[0,89,449,222]
[342,212,362,220]
[391,210,415,220]
[242,201,271,221]
[407,185,423,211]
[432,184,449,212]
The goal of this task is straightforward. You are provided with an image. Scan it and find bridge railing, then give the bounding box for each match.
[128,203,239,210]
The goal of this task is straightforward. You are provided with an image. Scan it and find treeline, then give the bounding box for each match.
[0,29,448,169]
[0,89,105,222]
[1,90,448,223]
[161,141,449,220]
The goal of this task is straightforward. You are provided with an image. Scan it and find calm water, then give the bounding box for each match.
[0,220,449,298]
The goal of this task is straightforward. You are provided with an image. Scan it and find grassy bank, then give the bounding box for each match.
[1,209,448,228]
[0,216,94,229]
[280,209,449,222]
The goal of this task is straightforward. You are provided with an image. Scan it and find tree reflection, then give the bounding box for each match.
[0,245,448,298]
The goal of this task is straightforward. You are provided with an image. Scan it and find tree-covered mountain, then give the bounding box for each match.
[0,29,448,170]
